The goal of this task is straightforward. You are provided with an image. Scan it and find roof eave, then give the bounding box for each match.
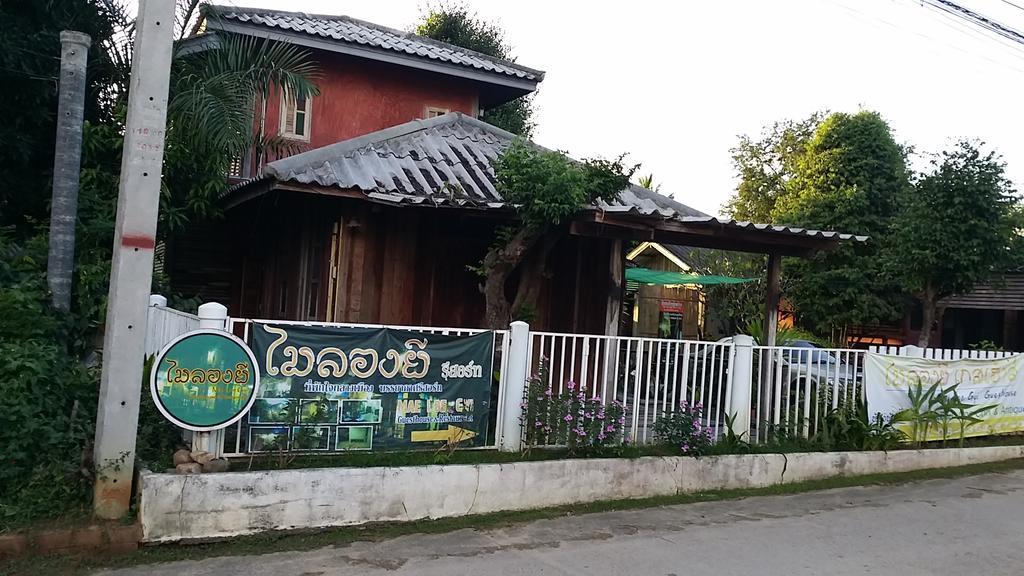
[207,19,541,96]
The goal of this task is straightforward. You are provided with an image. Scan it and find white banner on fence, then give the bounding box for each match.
[865,352,1024,440]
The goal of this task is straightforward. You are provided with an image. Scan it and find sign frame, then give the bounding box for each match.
[150,328,262,432]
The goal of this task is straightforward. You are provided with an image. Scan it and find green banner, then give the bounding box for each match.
[151,330,261,432]
[248,323,495,452]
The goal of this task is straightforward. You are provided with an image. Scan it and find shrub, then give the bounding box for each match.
[522,360,626,453]
[652,400,714,456]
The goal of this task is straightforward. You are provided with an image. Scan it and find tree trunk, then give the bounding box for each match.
[918,288,937,348]
[481,228,540,329]
[511,235,556,323]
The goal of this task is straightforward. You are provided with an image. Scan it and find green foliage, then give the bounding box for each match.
[0,0,128,232]
[891,379,997,447]
[522,361,627,453]
[718,413,752,453]
[774,111,909,333]
[813,401,905,451]
[0,246,99,528]
[884,141,1017,344]
[725,112,824,222]
[163,25,321,233]
[495,140,632,231]
[742,317,819,346]
[687,250,767,336]
[652,401,714,456]
[415,2,534,136]
[136,357,187,471]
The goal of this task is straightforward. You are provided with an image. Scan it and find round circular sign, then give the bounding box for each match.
[150,329,261,432]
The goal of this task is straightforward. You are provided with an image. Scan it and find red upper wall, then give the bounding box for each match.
[264,50,479,157]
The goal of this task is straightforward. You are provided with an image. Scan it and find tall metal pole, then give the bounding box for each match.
[93,0,175,520]
[47,31,91,311]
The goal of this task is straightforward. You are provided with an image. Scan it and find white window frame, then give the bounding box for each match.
[280,89,312,141]
[424,106,450,119]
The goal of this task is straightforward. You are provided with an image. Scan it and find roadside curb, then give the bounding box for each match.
[0,523,141,559]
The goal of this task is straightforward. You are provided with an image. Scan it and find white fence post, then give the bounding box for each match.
[728,334,754,437]
[149,294,167,307]
[499,320,530,453]
[900,345,925,358]
[194,302,229,457]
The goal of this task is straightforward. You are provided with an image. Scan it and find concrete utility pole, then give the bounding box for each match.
[93,0,175,520]
[47,31,91,312]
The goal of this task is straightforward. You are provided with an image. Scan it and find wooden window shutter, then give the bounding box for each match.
[283,92,296,135]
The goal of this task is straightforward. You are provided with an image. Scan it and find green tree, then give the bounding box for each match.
[481,140,634,328]
[724,113,823,222]
[415,3,536,137]
[773,111,909,334]
[162,19,321,231]
[0,0,126,233]
[886,141,1017,347]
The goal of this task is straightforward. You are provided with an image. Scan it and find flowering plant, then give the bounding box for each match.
[652,400,714,456]
[521,359,626,452]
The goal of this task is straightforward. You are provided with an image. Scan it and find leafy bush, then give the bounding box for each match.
[891,379,996,447]
[0,336,98,528]
[814,401,905,451]
[522,361,626,453]
[652,401,714,456]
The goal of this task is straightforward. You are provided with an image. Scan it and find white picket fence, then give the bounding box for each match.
[868,345,1014,360]
[145,304,200,357]
[142,299,1020,454]
[525,332,734,444]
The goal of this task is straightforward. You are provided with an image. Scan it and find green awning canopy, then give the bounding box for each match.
[625,267,756,286]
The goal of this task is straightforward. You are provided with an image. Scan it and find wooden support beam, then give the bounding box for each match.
[605,238,623,337]
[763,253,782,347]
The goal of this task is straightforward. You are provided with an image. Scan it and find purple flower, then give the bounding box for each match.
[567,380,576,391]
[564,414,574,422]
[535,420,543,428]
[606,424,617,433]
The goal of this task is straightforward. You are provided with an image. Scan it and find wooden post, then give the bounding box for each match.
[605,239,623,337]
[763,253,781,347]
[602,239,624,397]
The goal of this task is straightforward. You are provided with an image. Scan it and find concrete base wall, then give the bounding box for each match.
[140,445,1024,543]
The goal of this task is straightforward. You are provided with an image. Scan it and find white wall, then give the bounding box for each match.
[140,445,1024,543]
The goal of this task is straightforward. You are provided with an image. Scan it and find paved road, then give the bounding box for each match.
[98,469,1024,576]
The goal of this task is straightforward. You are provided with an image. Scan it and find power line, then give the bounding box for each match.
[997,0,1024,14]
[918,0,1024,46]
[829,0,1024,73]
[919,0,1024,58]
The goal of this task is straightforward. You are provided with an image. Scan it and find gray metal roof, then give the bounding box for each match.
[232,113,867,245]
[205,6,544,85]
[942,273,1024,311]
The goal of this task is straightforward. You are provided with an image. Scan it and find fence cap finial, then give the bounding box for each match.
[197,302,228,319]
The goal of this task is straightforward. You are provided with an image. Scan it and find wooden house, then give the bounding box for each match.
[169,6,867,338]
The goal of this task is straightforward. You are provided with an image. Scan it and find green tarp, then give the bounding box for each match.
[625,267,756,286]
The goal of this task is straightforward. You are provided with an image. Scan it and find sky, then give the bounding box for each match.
[192,0,1024,216]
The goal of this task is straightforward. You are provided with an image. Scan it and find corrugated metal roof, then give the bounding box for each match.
[942,273,1024,311]
[232,113,867,244]
[205,5,544,83]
